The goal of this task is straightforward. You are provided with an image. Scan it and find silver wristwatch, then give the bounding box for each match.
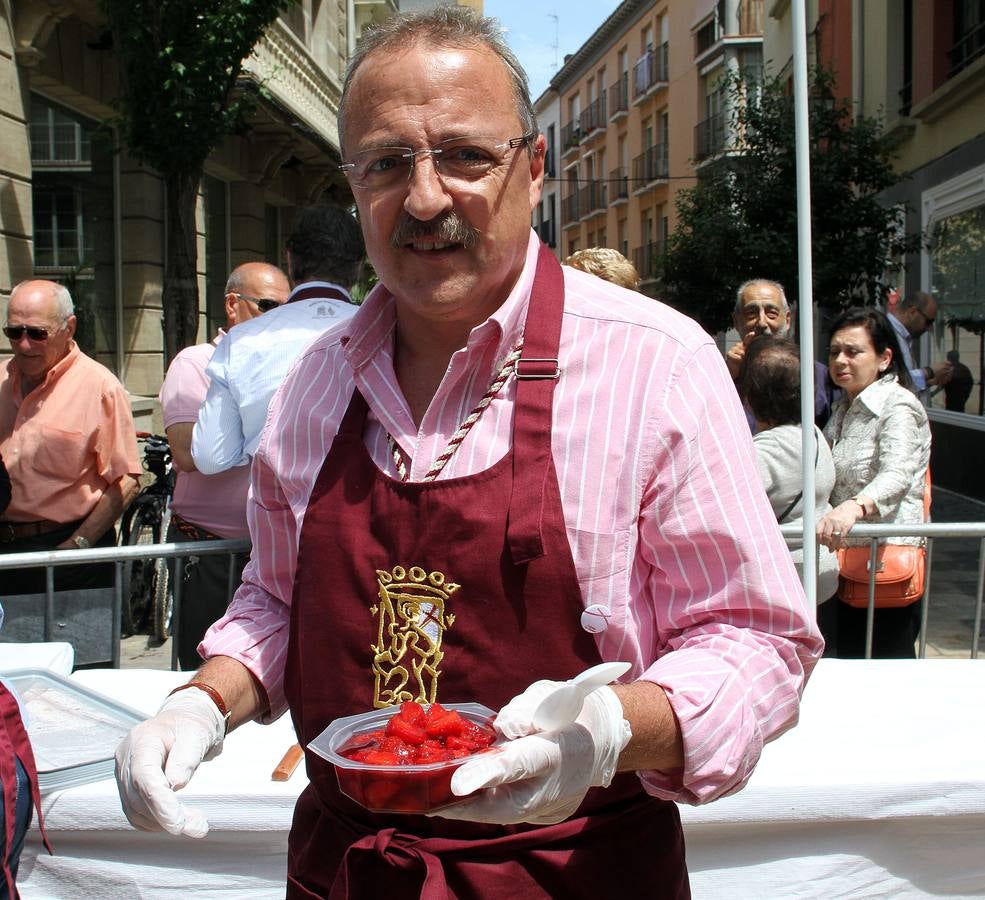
[71,535,92,549]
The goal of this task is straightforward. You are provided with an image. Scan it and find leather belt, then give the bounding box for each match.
[0,520,66,544]
[170,512,222,542]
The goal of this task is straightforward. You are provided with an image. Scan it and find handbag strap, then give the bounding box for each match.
[776,432,820,525]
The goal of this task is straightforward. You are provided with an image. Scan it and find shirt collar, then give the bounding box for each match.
[342,229,541,372]
[8,340,80,400]
[854,373,899,416]
[288,280,352,302]
[888,312,912,346]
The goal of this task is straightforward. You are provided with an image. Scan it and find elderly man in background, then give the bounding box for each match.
[191,206,364,476]
[159,261,289,669]
[0,280,140,595]
[116,9,821,897]
[727,278,834,428]
[888,290,952,401]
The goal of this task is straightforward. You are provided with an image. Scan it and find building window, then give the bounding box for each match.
[29,95,118,372]
[950,0,985,77]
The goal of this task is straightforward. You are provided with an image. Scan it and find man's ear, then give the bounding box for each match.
[65,314,77,339]
[224,291,239,325]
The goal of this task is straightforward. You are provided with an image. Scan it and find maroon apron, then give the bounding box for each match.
[284,246,688,899]
[1,682,49,898]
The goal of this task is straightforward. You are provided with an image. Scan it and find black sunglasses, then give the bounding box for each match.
[4,325,53,341]
[233,292,280,313]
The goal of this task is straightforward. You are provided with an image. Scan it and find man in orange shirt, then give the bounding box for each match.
[0,279,141,594]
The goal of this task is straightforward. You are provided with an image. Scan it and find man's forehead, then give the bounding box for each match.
[741,285,784,308]
[10,289,58,321]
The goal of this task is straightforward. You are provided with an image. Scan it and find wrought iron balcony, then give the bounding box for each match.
[631,143,669,187]
[579,95,607,138]
[609,167,629,202]
[632,240,665,282]
[694,112,726,161]
[577,180,608,217]
[633,43,669,100]
[608,73,629,119]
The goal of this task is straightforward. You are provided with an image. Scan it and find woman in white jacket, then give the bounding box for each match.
[817,307,931,658]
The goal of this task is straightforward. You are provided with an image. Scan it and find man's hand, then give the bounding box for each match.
[430,682,631,826]
[929,361,953,386]
[725,340,747,380]
[115,688,227,838]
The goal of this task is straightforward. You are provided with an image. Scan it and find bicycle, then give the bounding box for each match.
[119,432,175,639]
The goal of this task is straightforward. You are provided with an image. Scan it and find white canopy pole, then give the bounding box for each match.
[791,0,817,608]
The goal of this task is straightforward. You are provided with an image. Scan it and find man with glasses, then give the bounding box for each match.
[158,261,289,668]
[191,205,364,477]
[117,9,821,896]
[888,290,953,400]
[0,280,140,595]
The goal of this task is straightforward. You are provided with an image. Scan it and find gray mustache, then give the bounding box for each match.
[390,213,479,249]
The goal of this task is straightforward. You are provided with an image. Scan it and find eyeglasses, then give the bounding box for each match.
[233,293,281,313]
[4,324,55,342]
[340,133,536,191]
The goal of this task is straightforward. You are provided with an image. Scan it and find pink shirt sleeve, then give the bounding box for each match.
[633,343,821,804]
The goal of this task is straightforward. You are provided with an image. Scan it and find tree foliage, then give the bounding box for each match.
[662,67,919,334]
[101,0,294,362]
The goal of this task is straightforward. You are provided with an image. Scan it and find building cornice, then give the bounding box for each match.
[242,19,343,154]
[550,0,651,91]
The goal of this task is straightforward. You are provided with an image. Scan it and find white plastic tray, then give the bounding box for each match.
[2,667,147,793]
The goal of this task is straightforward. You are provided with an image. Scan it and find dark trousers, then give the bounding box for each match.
[166,521,249,671]
[820,596,921,659]
[0,523,116,597]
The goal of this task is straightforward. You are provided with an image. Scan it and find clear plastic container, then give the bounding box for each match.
[308,702,499,814]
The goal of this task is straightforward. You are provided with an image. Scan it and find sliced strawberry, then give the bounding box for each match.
[399,701,426,726]
[424,702,448,724]
[361,749,401,766]
[424,710,466,738]
[386,715,427,745]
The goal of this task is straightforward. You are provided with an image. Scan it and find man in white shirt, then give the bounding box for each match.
[887,291,952,400]
[191,206,365,474]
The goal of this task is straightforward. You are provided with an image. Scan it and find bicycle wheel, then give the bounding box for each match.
[120,502,161,636]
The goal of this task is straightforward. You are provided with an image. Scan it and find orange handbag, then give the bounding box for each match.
[836,471,930,608]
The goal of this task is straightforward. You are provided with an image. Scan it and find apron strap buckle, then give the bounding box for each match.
[516,358,560,380]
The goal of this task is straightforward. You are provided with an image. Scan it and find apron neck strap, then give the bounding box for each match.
[507,244,566,565]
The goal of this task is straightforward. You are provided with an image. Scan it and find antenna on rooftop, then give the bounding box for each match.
[548,13,559,71]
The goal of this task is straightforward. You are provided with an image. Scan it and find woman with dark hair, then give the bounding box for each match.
[817,307,930,657]
[740,337,840,618]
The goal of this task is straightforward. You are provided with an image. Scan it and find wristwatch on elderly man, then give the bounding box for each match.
[71,534,91,549]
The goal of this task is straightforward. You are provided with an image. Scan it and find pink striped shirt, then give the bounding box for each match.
[202,231,823,805]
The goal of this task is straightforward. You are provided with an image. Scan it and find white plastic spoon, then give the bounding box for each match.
[531,661,632,732]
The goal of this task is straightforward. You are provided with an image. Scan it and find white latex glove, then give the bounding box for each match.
[432,682,631,826]
[114,689,227,838]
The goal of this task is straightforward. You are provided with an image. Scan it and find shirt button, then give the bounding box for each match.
[581,604,613,634]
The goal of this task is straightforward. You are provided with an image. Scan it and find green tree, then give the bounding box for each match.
[101,0,294,363]
[663,67,919,334]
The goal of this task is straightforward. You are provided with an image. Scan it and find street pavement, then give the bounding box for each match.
[120,485,984,670]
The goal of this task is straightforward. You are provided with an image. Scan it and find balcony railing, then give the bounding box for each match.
[562,191,580,226]
[631,143,669,187]
[608,72,629,119]
[579,95,607,137]
[948,20,985,78]
[561,120,582,153]
[537,218,555,248]
[609,167,629,202]
[633,43,669,100]
[632,240,665,282]
[695,111,726,161]
[577,180,607,217]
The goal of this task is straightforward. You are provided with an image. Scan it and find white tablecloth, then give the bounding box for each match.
[0,642,75,676]
[15,660,985,899]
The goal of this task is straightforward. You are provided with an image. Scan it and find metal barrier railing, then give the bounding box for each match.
[779,522,985,660]
[2,524,984,665]
[0,539,249,670]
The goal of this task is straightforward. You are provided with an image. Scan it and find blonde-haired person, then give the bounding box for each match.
[563,247,641,291]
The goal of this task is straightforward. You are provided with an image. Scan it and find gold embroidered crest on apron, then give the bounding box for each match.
[370,565,459,707]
